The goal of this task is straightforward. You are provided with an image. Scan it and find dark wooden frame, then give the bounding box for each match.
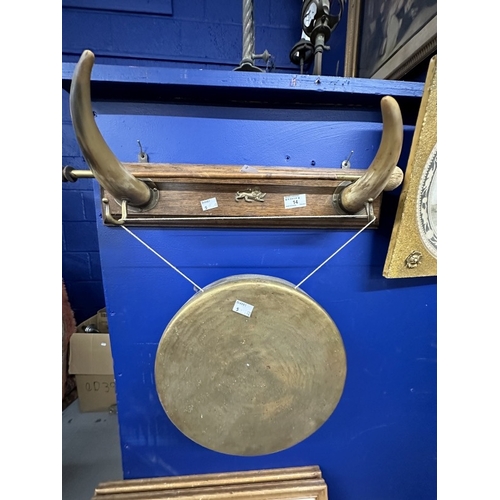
[344,0,436,80]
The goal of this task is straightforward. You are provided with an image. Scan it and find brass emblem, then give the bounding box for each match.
[235,187,266,202]
[405,251,422,269]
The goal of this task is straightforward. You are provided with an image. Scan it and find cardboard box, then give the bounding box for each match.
[68,333,117,412]
[76,307,109,333]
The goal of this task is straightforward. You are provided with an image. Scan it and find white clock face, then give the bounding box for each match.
[304,3,317,28]
[416,144,437,258]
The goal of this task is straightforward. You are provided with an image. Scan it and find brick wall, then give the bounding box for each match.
[62,1,347,73]
[62,89,105,323]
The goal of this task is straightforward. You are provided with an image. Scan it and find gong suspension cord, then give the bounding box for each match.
[294,216,377,290]
[121,226,205,292]
[121,216,375,293]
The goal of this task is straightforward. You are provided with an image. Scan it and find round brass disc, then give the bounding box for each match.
[155,274,347,456]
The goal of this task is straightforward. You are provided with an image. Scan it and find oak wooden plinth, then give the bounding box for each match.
[102,163,381,228]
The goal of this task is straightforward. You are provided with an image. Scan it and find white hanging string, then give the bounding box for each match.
[121,226,205,292]
[120,214,375,293]
[294,216,377,289]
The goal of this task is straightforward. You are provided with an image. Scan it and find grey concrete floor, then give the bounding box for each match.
[62,400,123,500]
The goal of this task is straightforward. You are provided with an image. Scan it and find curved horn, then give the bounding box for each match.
[339,96,403,214]
[70,50,154,208]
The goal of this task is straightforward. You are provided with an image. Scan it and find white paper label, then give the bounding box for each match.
[284,194,307,209]
[233,300,254,317]
[200,197,218,211]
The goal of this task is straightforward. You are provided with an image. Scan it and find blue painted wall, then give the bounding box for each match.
[89,90,436,499]
[62,2,437,498]
[62,0,346,73]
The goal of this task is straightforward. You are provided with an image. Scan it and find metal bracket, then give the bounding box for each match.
[103,198,128,225]
[332,181,375,221]
[102,179,160,225]
[133,180,160,212]
[332,181,352,214]
[364,199,375,222]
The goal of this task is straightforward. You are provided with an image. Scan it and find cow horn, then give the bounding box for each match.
[69,50,155,209]
[339,96,403,214]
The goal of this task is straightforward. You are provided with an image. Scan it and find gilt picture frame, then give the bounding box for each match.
[344,0,437,80]
[383,55,437,278]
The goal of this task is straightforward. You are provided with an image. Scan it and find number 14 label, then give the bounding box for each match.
[284,194,306,209]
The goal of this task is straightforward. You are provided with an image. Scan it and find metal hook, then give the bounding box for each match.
[137,140,149,163]
[341,151,354,169]
[364,199,375,222]
[103,198,128,225]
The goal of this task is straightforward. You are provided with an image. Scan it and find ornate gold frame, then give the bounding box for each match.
[383,55,437,278]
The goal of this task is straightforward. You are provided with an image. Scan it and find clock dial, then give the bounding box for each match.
[416,144,437,258]
[303,3,317,28]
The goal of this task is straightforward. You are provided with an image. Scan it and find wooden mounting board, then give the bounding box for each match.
[101,163,381,228]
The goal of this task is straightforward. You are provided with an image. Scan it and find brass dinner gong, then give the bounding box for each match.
[155,274,347,456]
